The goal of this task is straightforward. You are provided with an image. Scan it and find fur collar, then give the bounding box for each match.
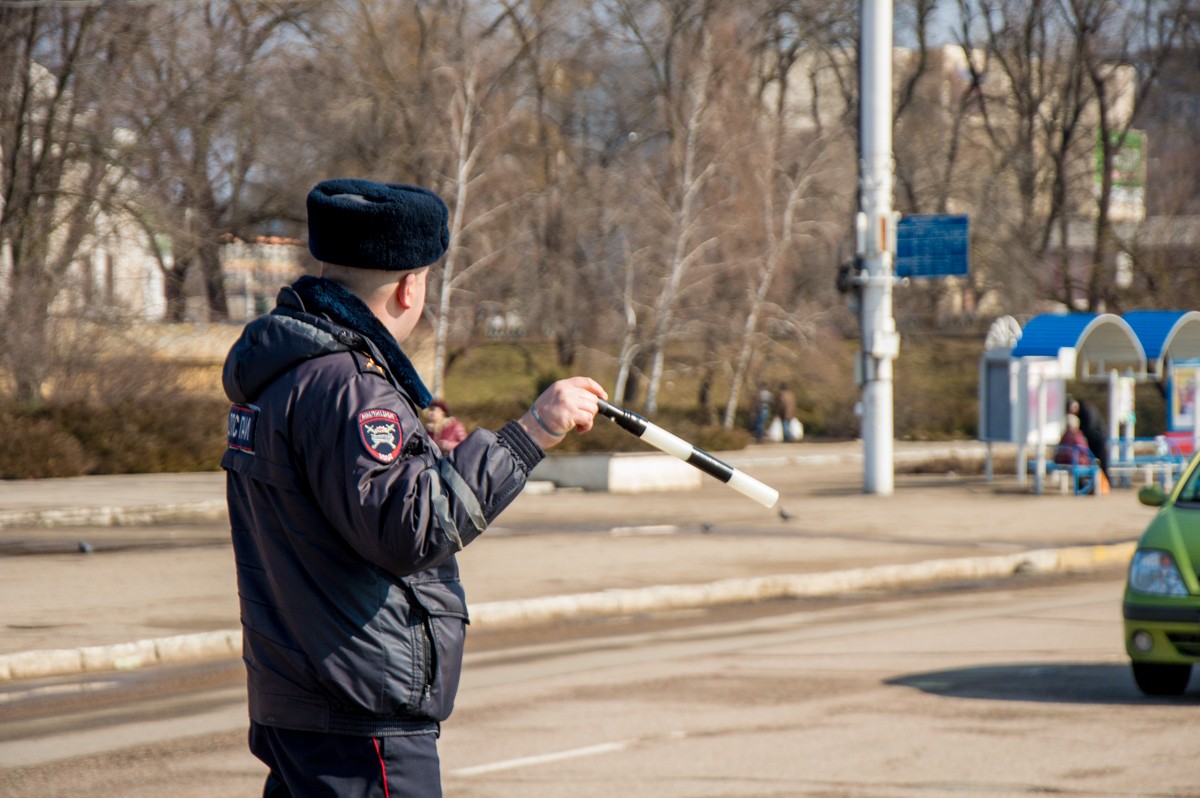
[289,275,432,408]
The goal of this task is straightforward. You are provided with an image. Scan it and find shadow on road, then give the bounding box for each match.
[886,662,1200,705]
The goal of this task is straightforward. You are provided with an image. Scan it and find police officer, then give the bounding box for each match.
[221,178,606,797]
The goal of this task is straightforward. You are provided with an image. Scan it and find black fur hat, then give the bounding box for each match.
[306,178,450,271]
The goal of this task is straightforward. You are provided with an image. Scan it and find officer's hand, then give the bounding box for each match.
[520,377,608,450]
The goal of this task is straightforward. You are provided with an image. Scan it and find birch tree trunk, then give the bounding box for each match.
[644,35,715,415]
[612,238,640,405]
[431,67,479,401]
[723,173,808,429]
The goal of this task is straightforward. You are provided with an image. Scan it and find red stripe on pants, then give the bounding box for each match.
[373,738,390,798]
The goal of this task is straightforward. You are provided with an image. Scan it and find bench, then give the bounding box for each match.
[1111,436,1191,490]
[1029,445,1098,495]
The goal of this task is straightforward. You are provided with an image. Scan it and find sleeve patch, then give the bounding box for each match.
[358,408,403,463]
[227,404,259,453]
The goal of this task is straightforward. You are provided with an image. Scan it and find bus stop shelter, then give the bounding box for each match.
[1012,313,1145,488]
[1010,313,1146,382]
[1123,310,1200,453]
[983,311,1200,492]
[1122,310,1200,380]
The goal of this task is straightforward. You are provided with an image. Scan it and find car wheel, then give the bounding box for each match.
[1131,662,1192,696]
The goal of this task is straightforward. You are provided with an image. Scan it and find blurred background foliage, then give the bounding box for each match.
[3,329,1154,478]
[1,0,1195,477]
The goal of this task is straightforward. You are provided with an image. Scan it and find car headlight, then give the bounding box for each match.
[1129,549,1190,596]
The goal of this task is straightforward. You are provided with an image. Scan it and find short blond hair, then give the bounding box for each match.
[320,262,405,302]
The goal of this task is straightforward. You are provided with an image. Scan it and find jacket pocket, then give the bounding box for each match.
[407,580,469,718]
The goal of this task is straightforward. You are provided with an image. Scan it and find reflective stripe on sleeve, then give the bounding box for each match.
[427,474,464,553]
[436,458,488,537]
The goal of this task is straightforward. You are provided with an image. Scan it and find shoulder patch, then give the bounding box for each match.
[358,408,403,463]
[227,404,258,453]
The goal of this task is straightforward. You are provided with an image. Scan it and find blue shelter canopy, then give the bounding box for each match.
[1011,313,1145,382]
[1121,310,1200,378]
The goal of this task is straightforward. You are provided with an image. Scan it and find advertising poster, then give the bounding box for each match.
[1169,362,1200,431]
[1018,359,1066,446]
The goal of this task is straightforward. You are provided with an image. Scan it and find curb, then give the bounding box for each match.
[0,540,1134,683]
[0,630,240,682]
[470,541,1136,628]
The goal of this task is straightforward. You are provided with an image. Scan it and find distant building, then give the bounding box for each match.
[767,43,1145,318]
[220,234,307,321]
[0,62,166,323]
[52,204,167,322]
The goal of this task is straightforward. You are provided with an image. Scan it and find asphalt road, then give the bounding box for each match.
[441,572,1181,798]
[0,453,1154,660]
[3,570,1191,797]
[0,444,1172,796]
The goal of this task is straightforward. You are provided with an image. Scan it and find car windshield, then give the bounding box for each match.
[1176,461,1200,505]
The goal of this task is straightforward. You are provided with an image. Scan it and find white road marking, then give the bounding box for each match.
[450,731,688,777]
[609,525,680,536]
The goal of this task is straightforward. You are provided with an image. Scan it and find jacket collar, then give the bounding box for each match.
[283,275,432,408]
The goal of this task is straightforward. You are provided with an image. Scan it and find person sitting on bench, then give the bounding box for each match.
[1055,414,1093,465]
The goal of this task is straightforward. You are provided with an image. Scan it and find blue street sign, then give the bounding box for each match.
[895,214,970,278]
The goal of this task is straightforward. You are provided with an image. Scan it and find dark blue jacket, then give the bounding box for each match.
[221,278,543,736]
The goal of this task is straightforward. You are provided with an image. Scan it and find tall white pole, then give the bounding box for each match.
[1108,369,1119,477]
[858,0,896,495]
[1192,372,1199,457]
[1034,377,1047,495]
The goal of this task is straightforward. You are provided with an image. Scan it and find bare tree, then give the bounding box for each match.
[119,0,314,322]
[1076,0,1188,311]
[643,34,718,414]
[602,0,727,414]
[950,0,1189,313]
[707,1,859,427]
[489,0,587,367]
[722,164,818,428]
[952,0,1095,310]
[10,0,1194,420]
[429,56,525,399]
[0,5,148,402]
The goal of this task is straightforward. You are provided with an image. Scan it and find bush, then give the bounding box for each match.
[0,407,96,478]
[0,397,229,479]
[0,348,233,479]
[0,328,996,478]
[893,333,981,440]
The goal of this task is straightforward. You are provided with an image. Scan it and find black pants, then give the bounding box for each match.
[250,722,442,798]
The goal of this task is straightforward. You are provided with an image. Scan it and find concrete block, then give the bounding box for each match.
[531,452,701,494]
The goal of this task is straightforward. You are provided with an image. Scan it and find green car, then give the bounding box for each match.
[1123,458,1200,696]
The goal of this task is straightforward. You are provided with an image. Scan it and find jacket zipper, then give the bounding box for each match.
[421,613,436,702]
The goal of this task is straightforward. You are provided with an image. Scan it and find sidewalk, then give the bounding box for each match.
[0,440,1151,681]
[0,472,227,529]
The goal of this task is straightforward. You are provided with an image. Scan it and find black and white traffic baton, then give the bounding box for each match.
[595,399,779,509]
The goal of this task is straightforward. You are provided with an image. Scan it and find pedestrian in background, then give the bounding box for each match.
[752,382,773,442]
[776,383,799,443]
[221,178,606,797]
[1069,397,1110,477]
[1055,413,1093,465]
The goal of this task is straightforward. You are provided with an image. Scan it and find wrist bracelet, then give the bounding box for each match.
[531,405,568,437]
